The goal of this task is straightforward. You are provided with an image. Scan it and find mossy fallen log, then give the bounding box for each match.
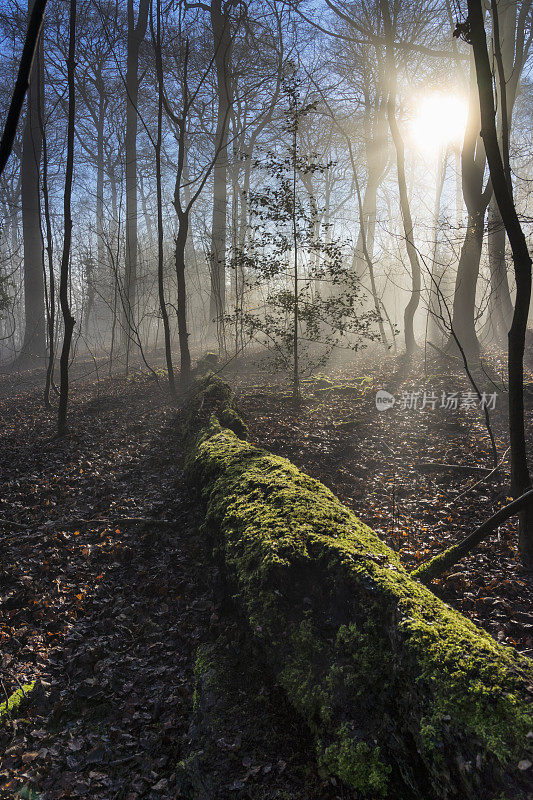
[184,384,533,800]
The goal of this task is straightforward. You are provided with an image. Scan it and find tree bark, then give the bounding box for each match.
[209,0,233,341]
[0,0,48,178]
[38,72,54,407]
[447,62,491,358]
[19,0,46,363]
[380,0,421,356]
[175,220,191,386]
[123,0,149,371]
[427,148,447,344]
[487,196,513,339]
[467,0,533,563]
[165,37,193,388]
[449,208,484,353]
[57,0,76,437]
[187,387,533,800]
[85,73,106,335]
[151,0,175,394]
[485,0,521,343]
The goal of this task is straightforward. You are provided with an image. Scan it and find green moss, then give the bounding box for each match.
[192,642,217,712]
[313,377,372,395]
[411,544,460,584]
[0,682,35,722]
[280,619,332,727]
[198,373,232,405]
[194,643,214,678]
[314,384,359,395]
[320,732,391,797]
[306,375,333,388]
[185,414,533,799]
[219,407,248,439]
[184,375,247,442]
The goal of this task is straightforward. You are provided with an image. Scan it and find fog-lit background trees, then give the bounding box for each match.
[1,0,531,377]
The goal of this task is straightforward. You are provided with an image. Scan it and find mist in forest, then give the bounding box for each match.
[1,0,531,383]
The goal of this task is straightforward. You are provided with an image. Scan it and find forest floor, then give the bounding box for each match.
[0,348,532,799]
[0,365,346,800]
[235,348,533,654]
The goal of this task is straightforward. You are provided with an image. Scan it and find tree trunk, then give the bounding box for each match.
[38,69,54,407]
[187,391,533,800]
[427,148,447,344]
[20,0,45,363]
[0,0,48,177]
[86,79,105,336]
[449,208,484,357]
[380,0,421,356]
[175,220,191,386]
[467,0,533,563]
[487,196,513,340]
[485,0,520,345]
[209,0,232,341]
[123,0,149,372]
[447,60,491,358]
[352,172,379,279]
[152,0,175,395]
[57,0,76,437]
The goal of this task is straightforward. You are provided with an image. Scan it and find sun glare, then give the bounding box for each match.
[409,92,468,153]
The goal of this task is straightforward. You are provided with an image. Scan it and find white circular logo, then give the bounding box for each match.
[375,390,395,411]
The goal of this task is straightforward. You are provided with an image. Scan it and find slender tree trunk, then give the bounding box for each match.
[38,82,54,407]
[427,148,447,344]
[231,150,240,355]
[455,149,463,228]
[166,37,192,387]
[351,99,387,283]
[156,136,175,395]
[209,0,232,342]
[20,0,45,363]
[57,0,76,437]
[352,174,379,278]
[175,220,191,386]
[447,61,491,358]
[181,151,197,279]
[352,163,388,348]
[151,0,174,394]
[487,196,513,340]
[234,148,253,349]
[96,90,105,279]
[449,207,485,356]
[380,0,421,356]
[85,83,105,336]
[123,0,149,372]
[485,0,520,344]
[468,0,533,563]
[393,140,421,356]
[291,119,300,406]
